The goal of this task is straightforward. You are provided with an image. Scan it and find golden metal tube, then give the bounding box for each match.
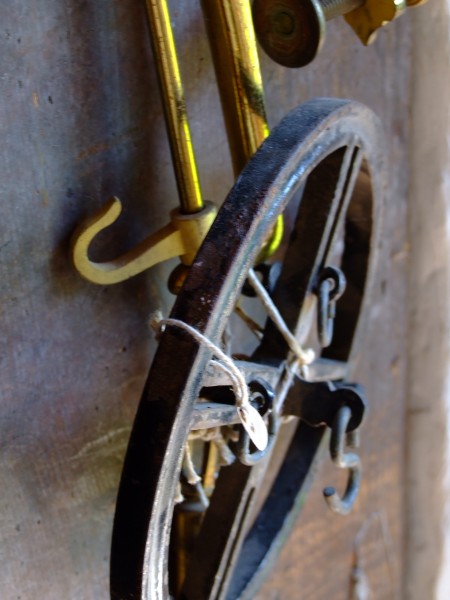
[171,504,204,595]
[145,0,204,214]
[200,0,283,256]
[200,0,269,174]
[202,442,219,495]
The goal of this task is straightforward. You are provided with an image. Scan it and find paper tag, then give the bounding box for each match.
[237,404,268,451]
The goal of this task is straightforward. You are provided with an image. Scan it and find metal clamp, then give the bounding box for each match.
[71,199,217,285]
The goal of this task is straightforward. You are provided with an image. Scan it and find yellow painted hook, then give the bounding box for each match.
[71,198,217,285]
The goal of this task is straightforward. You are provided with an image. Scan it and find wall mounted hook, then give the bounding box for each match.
[71,198,217,285]
[323,404,362,516]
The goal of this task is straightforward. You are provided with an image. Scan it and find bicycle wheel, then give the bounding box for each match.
[110,98,383,600]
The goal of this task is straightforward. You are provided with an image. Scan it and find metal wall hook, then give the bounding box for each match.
[323,404,361,516]
[315,265,346,347]
[70,198,217,285]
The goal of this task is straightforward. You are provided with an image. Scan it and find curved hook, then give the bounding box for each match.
[323,405,361,516]
[71,198,217,285]
[235,380,278,466]
[316,265,347,348]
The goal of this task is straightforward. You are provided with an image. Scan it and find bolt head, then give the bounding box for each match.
[253,0,326,68]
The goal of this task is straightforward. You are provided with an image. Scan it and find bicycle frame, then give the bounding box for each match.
[70,0,424,285]
[71,0,283,288]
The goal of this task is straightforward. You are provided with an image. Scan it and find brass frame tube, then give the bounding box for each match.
[200,0,269,175]
[200,0,283,255]
[145,0,204,214]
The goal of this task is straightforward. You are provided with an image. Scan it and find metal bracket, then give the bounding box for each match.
[70,198,217,285]
[283,375,366,515]
[283,376,367,432]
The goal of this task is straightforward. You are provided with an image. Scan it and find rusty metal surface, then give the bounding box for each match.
[0,1,410,599]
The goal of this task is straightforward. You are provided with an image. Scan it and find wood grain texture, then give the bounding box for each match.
[0,1,410,598]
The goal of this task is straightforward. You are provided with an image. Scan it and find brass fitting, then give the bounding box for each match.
[345,0,406,46]
[170,202,218,266]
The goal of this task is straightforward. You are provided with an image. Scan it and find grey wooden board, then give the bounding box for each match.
[0,1,411,598]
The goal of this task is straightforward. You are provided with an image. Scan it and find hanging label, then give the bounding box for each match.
[237,404,268,451]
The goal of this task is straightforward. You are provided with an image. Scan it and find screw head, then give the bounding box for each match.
[253,0,326,68]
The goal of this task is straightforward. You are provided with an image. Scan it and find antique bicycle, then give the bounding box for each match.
[71,0,426,598]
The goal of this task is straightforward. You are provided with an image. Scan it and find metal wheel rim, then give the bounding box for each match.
[110,97,383,600]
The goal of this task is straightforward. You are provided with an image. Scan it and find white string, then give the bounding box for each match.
[150,269,314,406]
[183,442,201,486]
[174,481,184,504]
[151,269,316,504]
[189,427,236,465]
[182,442,209,509]
[150,312,268,450]
[151,269,315,450]
[246,268,315,366]
[152,313,250,410]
